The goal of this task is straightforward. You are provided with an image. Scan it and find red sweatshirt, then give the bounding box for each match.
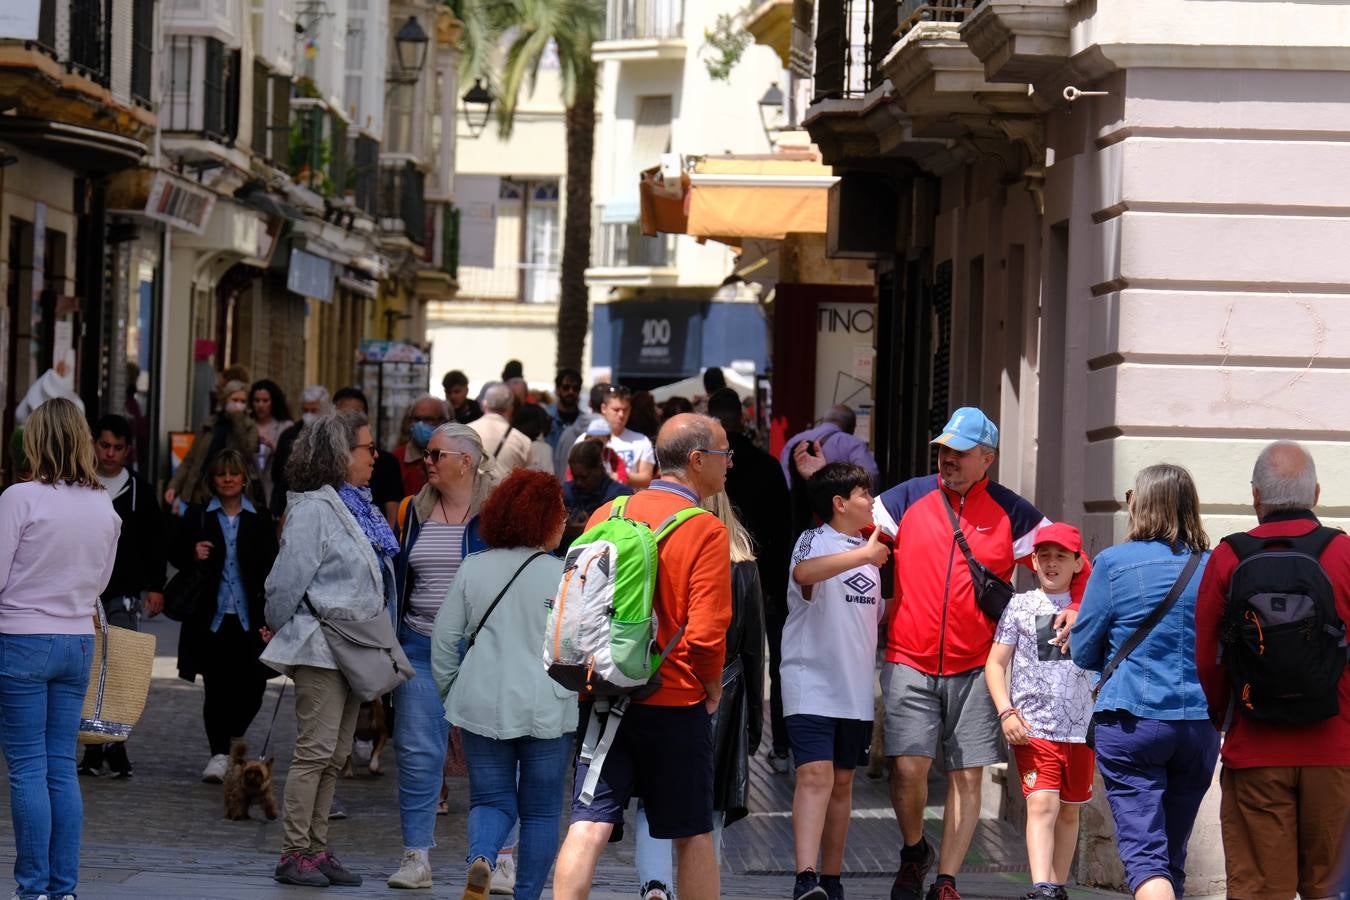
[586,484,732,707]
[1195,510,1350,768]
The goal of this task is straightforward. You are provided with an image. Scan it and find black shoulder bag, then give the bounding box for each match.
[943,498,1015,622]
[463,551,546,654]
[1084,551,1202,749]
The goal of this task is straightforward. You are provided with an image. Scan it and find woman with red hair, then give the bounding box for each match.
[430,469,575,900]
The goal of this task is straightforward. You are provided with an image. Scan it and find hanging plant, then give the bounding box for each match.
[702,8,754,82]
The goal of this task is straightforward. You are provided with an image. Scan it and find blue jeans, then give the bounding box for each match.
[0,634,93,900]
[394,628,451,850]
[1094,713,1220,896]
[460,729,573,900]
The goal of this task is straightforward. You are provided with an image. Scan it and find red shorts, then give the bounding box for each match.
[1012,738,1094,803]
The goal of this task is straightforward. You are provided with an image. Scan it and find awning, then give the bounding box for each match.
[640,151,837,245]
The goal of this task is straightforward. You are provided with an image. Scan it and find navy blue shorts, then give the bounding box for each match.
[785,714,873,769]
[570,701,715,841]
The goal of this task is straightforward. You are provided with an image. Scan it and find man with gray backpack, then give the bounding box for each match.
[548,414,734,900]
[1196,440,1350,900]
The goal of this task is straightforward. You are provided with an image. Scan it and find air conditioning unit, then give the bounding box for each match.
[827,172,898,259]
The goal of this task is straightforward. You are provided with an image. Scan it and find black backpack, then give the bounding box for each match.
[1220,526,1347,725]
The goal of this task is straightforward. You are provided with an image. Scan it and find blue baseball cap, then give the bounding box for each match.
[931,407,999,452]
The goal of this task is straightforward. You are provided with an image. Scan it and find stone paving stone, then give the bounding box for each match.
[0,617,1160,898]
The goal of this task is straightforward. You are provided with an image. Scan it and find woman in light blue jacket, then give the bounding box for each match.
[431,469,575,900]
[262,410,397,889]
[1071,464,1219,900]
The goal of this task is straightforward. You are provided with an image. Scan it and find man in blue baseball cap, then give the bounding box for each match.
[800,405,1087,900]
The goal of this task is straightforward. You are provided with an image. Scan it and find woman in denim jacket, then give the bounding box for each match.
[262,410,395,888]
[386,422,496,890]
[1071,464,1219,900]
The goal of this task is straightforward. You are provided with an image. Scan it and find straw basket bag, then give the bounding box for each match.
[78,601,156,745]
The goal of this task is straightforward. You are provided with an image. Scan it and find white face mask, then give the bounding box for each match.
[301,412,318,426]
[225,401,247,414]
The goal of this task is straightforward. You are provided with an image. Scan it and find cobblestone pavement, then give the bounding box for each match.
[0,617,1131,899]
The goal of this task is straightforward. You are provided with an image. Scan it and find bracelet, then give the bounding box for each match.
[998,707,1020,722]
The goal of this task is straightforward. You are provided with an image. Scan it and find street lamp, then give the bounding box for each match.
[393,16,429,83]
[758,82,785,145]
[461,79,494,138]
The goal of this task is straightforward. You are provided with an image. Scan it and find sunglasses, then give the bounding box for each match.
[424,448,470,464]
[600,385,631,399]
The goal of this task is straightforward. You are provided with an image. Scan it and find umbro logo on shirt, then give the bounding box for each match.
[843,573,877,595]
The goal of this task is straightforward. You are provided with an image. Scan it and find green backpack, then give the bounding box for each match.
[542,493,705,804]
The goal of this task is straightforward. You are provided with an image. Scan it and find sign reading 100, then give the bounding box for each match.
[641,318,672,346]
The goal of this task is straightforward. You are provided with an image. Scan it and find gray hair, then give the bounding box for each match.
[656,415,715,475]
[1252,440,1318,512]
[431,422,486,471]
[300,384,333,413]
[286,410,367,491]
[482,382,513,414]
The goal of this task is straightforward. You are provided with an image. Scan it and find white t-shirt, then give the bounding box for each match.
[782,524,884,720]
[992,589,1096,742]
[575,428,654,471]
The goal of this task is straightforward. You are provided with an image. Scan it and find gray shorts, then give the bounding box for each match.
[881,662,1003,769]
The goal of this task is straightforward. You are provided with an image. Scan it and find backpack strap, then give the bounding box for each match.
[1224,525,1343,562]
[397,496,413,536]
[608,494,631,519]
[578,696,627,806]
[653,507,706,542]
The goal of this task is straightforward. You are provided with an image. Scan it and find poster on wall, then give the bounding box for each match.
[815,300,875,439]
[0,1,39,40]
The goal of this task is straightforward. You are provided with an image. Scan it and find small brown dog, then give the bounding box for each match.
[223,741,277,821]
[342,699,389,777]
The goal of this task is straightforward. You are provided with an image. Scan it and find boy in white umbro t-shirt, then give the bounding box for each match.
[782,462,890,900]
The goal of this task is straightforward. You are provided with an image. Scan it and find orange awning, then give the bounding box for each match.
[640,152,837,245]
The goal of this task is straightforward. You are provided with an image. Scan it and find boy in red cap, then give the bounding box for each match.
[983,524,1093,900]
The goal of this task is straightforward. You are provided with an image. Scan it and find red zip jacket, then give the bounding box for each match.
[1195,510,1350,768]
[873,475,1086,676]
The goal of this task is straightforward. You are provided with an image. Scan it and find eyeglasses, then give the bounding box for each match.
[352,442,378,455]
[424,448,469,464]
[697,448,734,462]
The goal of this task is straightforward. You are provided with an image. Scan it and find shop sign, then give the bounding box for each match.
[287,249,334,302]
[814,300,875,423]
[144,172,215,235]
[615,302,701,377]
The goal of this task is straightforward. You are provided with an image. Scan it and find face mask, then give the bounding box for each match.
[410,421,437,448]
[301,412,318,427]
[225,401,247,414]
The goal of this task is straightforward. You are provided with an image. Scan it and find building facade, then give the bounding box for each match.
[803,0,1350,889]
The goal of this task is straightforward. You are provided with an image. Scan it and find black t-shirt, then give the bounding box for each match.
[453,399,483,425]
[371,447,405,510]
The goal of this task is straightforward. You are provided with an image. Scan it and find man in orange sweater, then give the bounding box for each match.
[552,414,734,900]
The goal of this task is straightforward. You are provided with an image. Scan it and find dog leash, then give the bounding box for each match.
[258,678,288,760]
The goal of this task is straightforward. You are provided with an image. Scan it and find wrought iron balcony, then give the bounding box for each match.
[379,162,427,247]
[605,0,684,41]
[594,221,675,269]
[812,0,977,101]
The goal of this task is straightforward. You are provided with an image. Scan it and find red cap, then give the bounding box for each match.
[1034,523,1082,555]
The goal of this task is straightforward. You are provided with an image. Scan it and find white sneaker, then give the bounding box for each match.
[387,849,433,889]
[490,853,516,894]
[201,753,229,783]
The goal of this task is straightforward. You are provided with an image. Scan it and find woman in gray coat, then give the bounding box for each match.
[262,410,397,888]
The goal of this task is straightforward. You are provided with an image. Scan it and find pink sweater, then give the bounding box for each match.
[0,481,121,635]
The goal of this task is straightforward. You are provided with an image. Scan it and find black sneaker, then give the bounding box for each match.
[274,851,330,887]
[926,878,961,900]
[1022,887,1067,900]
[313,850,362,886]
[821,874,844,900]
[105,742,133,779]
[891,840,935,900]
[794,870,828,900]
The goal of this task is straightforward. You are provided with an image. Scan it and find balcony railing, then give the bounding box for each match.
[813,0,974,101]
[163,36,241,142]
[379,162,427,247]
[352,135,379,217]
[594,222,675,269]
[605,0,684,41]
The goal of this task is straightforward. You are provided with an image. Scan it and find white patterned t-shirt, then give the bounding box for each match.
[993,589,1096,743]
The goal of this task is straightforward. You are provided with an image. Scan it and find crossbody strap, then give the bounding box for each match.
[1095,551,1202,697]
[941,493,984,577]
[465,551,546,651]
[492,425,515,460]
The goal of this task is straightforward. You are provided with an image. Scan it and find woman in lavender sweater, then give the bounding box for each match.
[0,398,121,900]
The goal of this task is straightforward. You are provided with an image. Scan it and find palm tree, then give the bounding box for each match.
[458,0,603,374]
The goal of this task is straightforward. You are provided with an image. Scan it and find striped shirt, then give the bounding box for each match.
[405,522,465,636]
